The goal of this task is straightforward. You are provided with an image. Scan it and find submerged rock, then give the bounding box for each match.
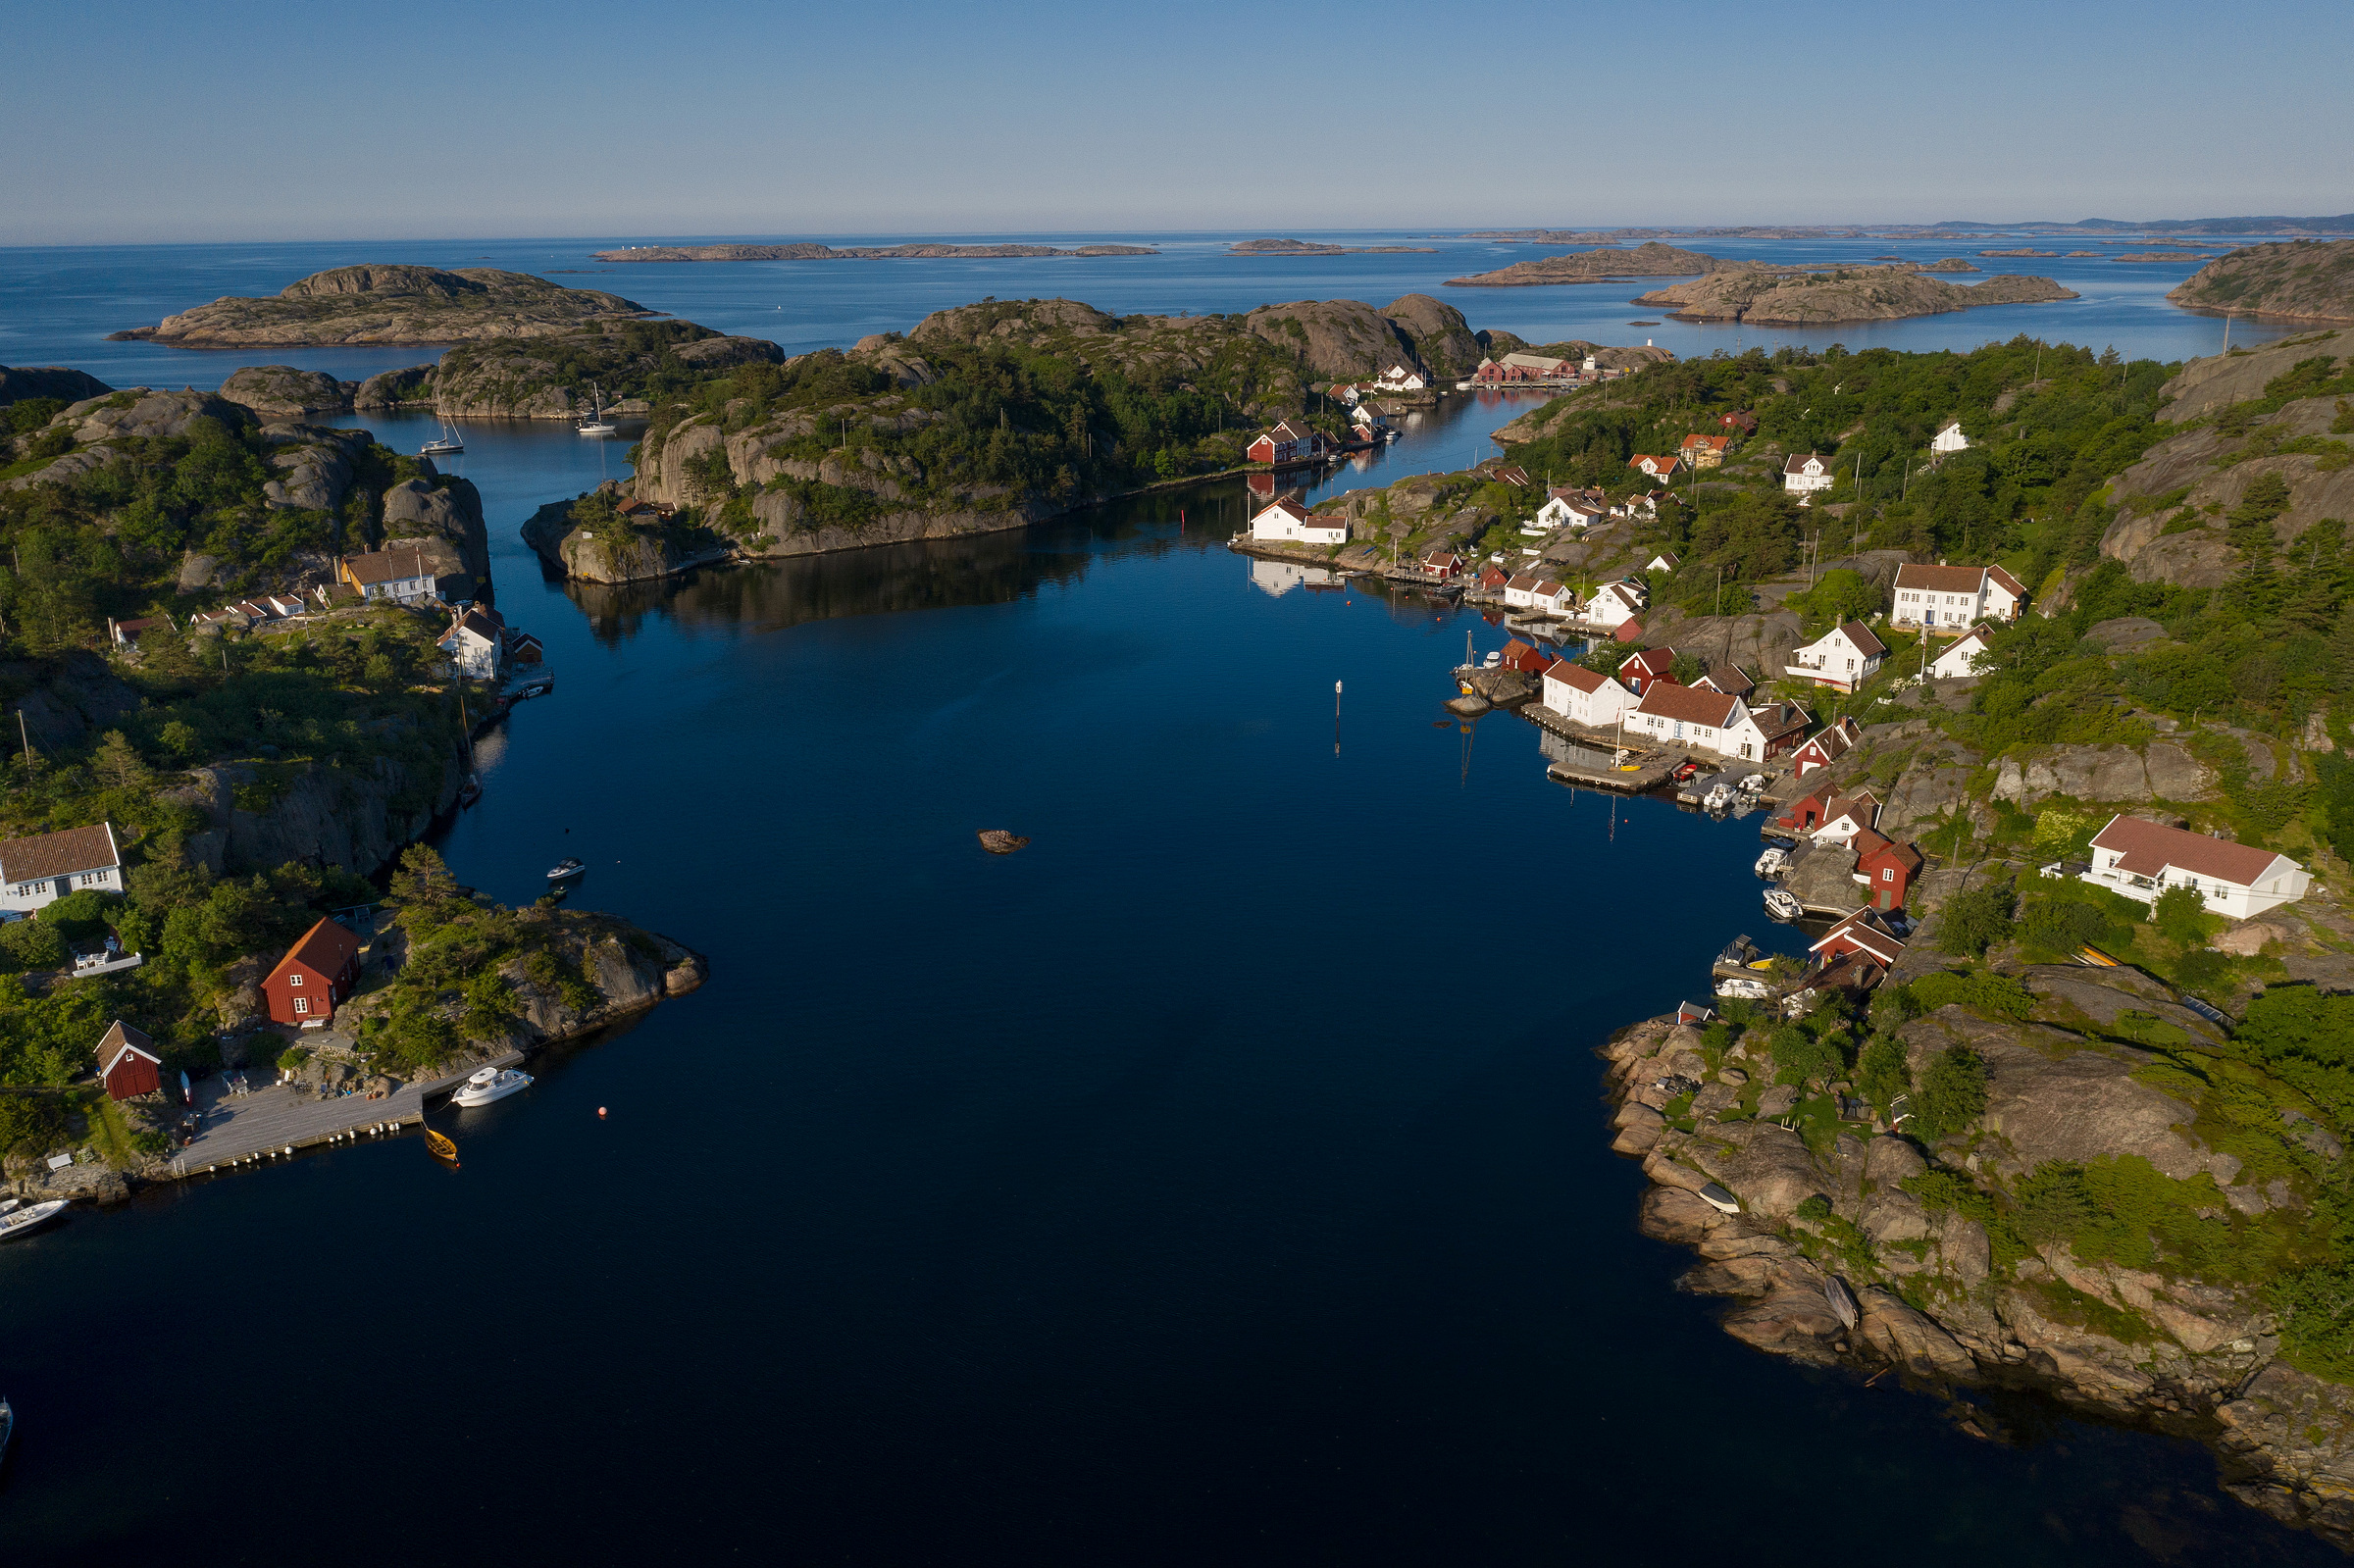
[977,831,1030,855]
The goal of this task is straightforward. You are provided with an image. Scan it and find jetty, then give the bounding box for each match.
[1518,702,1676,792]
[168,1051,521,1176]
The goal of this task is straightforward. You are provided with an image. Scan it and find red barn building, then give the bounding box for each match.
[1851,829,1925,911]
[1618,647,1677,695]
[96,1020,162,1100]
[1247,421,1323,468]
[263,917,363,1027]
[1498,638,1552,674]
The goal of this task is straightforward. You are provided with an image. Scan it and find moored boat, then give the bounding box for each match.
[452,1066,533,1107]
[546,857,585,881]
[1755,846,1789,878]
[1714,974,1772,1001]
[1697,1183,1741,1214]
[1764,887,1804,922]
[1824,1275,1860,1330]
[0,1198,68,1241]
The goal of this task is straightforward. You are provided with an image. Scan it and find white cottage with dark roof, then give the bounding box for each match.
[0,823,123,917]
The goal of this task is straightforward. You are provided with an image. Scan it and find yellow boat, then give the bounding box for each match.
[424,1128,459,1164]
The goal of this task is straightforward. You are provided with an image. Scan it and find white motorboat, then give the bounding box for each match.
[546,856,585,881]
[1714,974,1772,1001]
[0,1198,68,1241]
[1755,846,1789,878]
[1703,784,1735,812]
[1739,774,1767,793]
[1765,887,1805,923]
[452,1066,533,1107]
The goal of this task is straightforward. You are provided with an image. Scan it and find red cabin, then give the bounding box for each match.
[96,1020,162,1100]
[1618,647,1676,695]
[263,917,363,1027]
[1853,830,1925,911]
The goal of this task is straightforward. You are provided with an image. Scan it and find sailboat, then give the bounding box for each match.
[420,412,464,456]
[575,383,616,437]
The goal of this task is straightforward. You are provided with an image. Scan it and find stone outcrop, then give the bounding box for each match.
[260,427,364,513]
[381,473,491,590]
[165,738,468,880]
[218,365,353,418]
[352,364,437,408]
[0,649,140,752]
[1989,741,2218,805]
[112,266,654,346]
[1241,296,1480,381]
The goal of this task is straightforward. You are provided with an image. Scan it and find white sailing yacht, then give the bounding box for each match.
[576,383,616,437]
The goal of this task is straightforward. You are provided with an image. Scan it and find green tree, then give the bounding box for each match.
[1916,1045,1989,1138]
[1936,879,2017,957]
[2152,885,2210,945]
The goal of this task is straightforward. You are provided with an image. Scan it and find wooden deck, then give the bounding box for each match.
[168,1051,521,1177]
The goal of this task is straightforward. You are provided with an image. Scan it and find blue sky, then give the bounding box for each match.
[6,0,2350,243]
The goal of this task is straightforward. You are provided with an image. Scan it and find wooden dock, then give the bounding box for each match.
[168,1051,522,1177]
[1517,703,1675,793]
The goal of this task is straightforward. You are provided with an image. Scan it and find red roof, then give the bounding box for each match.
[2089,816,2291,887]
[1810,907,1907,966]
[1987,565,2027,598]
[1894,563,1997,595]
[1835,620,1889,657]
[1679,433,1730,453]
[1500,639,1552,673]
[1620,648,1675,679]
[1256,498,1310,522]
[269,917,360,985]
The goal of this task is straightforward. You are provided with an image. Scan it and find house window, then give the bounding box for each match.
[1882,869,1895,882]
[292,996,309,1015]
[289,974,304,986]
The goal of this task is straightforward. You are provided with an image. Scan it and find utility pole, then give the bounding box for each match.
[16,707,29,771]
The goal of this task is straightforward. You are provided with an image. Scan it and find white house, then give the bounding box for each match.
[2084,815,2313,919]
[1627,683,1751,758]
[1375,364,1427,392]
[1250,499,1347,544]
[1628,453,1680,481]
[1536,488,1607,531]
[338,546,441,604]
[1534,581,1579,616]
[1811,790,1882,846]
[437,606,508,682]
[1928,623,1997,680]
[1931,420,1970,457]
[1890,563,2026,629]
[1783,452,1835,499]
[1541,659,1634,729]
[1786,621,1888,693]
[1503,572,1542,610]
[0,823,123,918]
[1646,551,1680,574]
[1582,581,1647,630]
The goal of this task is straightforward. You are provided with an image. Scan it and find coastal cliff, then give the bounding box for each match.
[110,265,655,347]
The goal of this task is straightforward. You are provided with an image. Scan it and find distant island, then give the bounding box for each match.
[1461,214,2354,239]
[2168,239,2354,321]
[1227,238,1436,256]
[1447,241,1726,287]
[1978,248,2062,257]
[590,242,1158,263]
[110,265,653,346]
[2114,251,2219,262]
[1630,265,2077,325]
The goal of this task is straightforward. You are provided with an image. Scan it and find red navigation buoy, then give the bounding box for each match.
[597,1107,607,1119]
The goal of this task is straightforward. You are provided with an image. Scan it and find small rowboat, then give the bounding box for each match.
[424,1128,459,1165]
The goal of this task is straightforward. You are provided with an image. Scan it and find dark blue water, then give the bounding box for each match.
[0,246,2335,1566]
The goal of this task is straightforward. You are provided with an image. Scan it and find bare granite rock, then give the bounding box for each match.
[219,365,352,418]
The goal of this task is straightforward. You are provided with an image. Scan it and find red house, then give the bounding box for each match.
[1247,421,1323,468]
[1789,716,1863,778]
[1421,550,1464,582]
[1477,564,1510,592]
[96,1020,162,1101]
[1498,638,1552,674]
[1807,907,1908,986]
[1851,830,1925,911]
[1618,647,1677,695]
[263,917,363,1027]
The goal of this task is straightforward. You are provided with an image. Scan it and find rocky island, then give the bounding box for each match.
[591,242,1158,262]
[2168,239,2354,322]
[110,265,657,347]
[1445,241,1726,286]
[1226,238,1436,256]
[523,292,1510,582]
[1630,265,2077,325]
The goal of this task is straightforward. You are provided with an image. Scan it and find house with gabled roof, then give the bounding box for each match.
[2084,816,2312,919]
[1783,452,1834,499]
[1786,621,1888,693]
[1491,464,1531,488]
[1743,700,1815,761]
[1892,563,2025,628]
[1535,488,1608,531]
[1421,550,1463,581]
[1693,664,1752,699]
[1376,365,1427,392]
[438,604,509,682]
[337,546,441,605]
[1248,421,1325,468]
[1850,829,1925,911]
[1498,638,1553,675]
[1582,581,1647,631]
[1476,564,1510,593]
[1251,498,1345,543]
[263,917,363,1028]
[96,1020,162,1101]
[1929,622,1998,680]
[1678,433,1731,468]
[1646,551,1681,574]
[1618,647,1676,696]
[1540,659,1633,729]
[1503,571,1542,610]
[0,823,123,917]
[1629,683,1751,758]
[1628,453,1680,481]
[1789,716,1863,778]
[1809,907,1907,988]
[1931,419,1970,456]
[1531,580,1578,616]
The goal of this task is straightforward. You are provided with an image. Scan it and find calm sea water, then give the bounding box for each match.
[0,242,2333,1566]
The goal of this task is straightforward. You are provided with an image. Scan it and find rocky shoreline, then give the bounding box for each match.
[1598,981,2354,1548]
